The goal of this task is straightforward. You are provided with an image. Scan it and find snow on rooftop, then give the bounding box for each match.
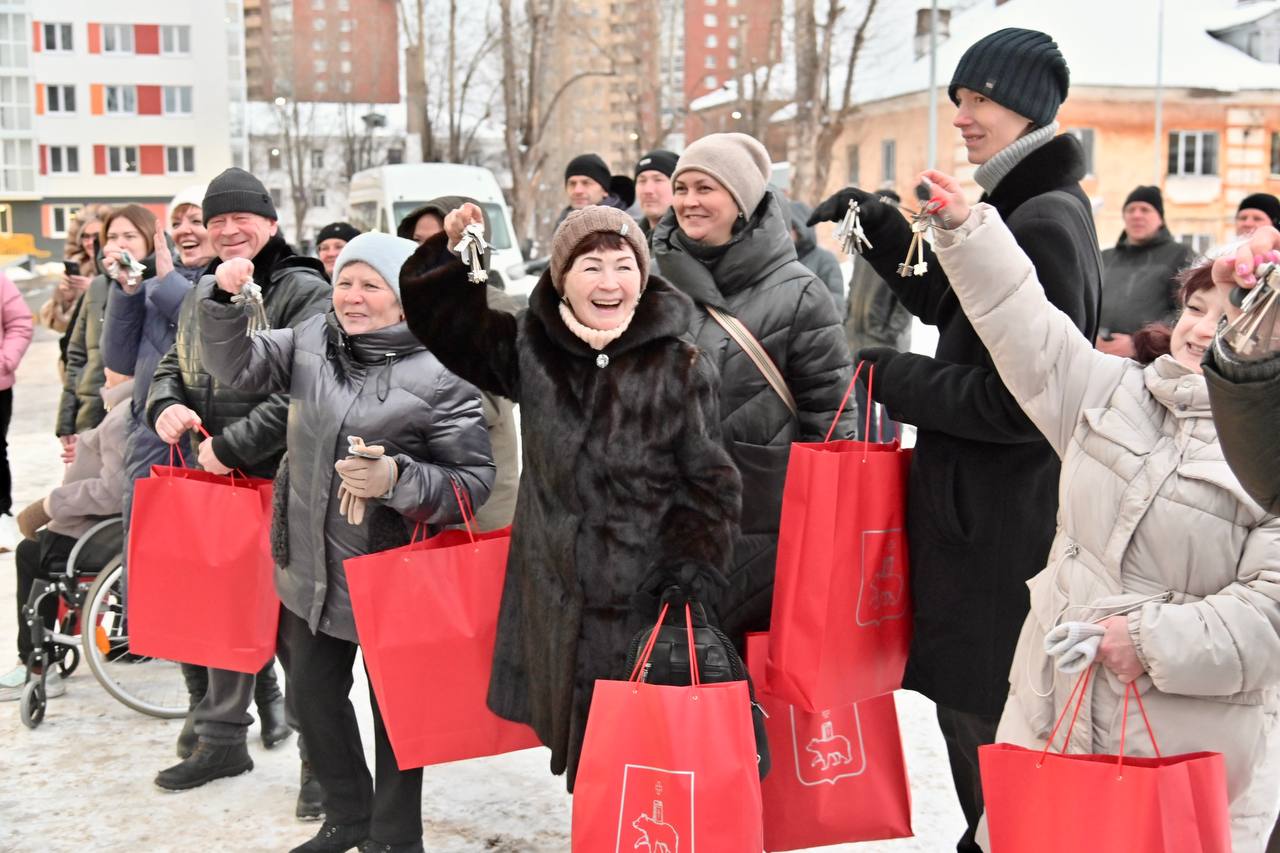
[689,64,792,113]
[1206,0,1280,32]
[850,0,1280,107]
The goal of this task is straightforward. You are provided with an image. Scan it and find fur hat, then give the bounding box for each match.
[332,232,419,303]
[673,133,772,215]
[549,206,649,293]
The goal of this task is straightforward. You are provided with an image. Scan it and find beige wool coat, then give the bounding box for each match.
[935,204,1280,850]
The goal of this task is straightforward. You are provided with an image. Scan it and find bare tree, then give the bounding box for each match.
[789,0,880,205]
[399,0,435,161]
[270,100,329,243]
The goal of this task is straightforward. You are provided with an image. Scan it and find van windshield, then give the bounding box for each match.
[393,202,512,251]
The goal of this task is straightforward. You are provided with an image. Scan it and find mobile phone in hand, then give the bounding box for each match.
[63,260,80,277]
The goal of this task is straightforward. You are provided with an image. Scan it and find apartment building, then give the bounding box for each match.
[0,0,241,259]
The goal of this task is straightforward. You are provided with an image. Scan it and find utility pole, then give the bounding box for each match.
[1153,0,1165,184]
[927,0,939,170]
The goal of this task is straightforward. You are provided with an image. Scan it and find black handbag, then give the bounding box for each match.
[623,591,771,779]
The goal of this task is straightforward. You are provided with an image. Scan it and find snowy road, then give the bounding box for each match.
[0,296,964,852]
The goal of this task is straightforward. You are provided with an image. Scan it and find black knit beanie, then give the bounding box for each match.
[316,221,361,244]
[564,153,612,190]
[635,149,679,179]
[1238,193,1280,227]
[203,167,277,221]
[1123,186,1164,219]
[949,28,1070,128]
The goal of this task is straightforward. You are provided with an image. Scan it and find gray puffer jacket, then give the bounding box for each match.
[651,189,856,642]
[198,306,495,642]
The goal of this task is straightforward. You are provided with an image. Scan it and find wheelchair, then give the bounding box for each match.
[18,518,188,728]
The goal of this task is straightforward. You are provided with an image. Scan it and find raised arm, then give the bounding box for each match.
[197,297,296,396]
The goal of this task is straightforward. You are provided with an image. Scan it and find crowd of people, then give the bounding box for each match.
[1,23,1278,853]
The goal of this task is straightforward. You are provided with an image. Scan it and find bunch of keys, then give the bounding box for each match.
[1221,262,1280,360]
[230,276,270,337]
[834,199,872,255]
[107,250,148,288]
[455,222,490,284]
[897,183,946,278]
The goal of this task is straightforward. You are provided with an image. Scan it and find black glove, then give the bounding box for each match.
[807,186,896,232]
[855,346,899,401]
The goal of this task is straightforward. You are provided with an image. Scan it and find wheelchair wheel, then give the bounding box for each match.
[56,645,79,678]
[19,679,45,729]
[82,559,187,719]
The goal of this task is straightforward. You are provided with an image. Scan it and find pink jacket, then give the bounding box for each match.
[0,273,32,391]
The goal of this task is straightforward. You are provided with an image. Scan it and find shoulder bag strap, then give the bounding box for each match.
[705,305,798,417]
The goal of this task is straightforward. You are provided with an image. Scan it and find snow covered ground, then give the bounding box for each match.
[0,288,965,852]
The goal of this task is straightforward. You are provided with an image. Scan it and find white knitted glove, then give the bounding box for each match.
[1044,621,1106,674]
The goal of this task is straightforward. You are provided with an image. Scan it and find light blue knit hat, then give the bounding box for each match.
[332,232,420,303]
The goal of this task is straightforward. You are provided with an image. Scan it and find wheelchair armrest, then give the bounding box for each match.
[65,517,125,577]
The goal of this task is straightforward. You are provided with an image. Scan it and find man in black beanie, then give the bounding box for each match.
[314,221,361,280]
[1237,192,1280,236]
[634,149,678,236]
[558,153,635,225]
[1098,185,1195,357]
[147,167,331,819]
[809,28,1102,852]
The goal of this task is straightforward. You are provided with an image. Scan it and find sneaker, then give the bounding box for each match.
[0,513,18,553]
[0,664,26,701]
[42,671,66,698]
[154,741,253,791]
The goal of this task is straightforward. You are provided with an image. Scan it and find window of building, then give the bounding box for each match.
[727,55,738,69]
[339,59,351,73]
[703,75,717,88]
[47,144,79,174]
[105,85,137,115]
[339,19,353,32]
[338,0,350,9]
[1177,233,1214,255]
[705,55,716,68]
[1066,127,1096,176]
[0,76,32,131]
[707,0,717,5]
[50,203,82,237]
[309,189,326,207]
[846,143,860,184]
[339,79,352,94]
[705,34,717,47]
[162,85,193,115]
[0,203,11,234]
[106,145,139,175]
[313,0,326,8]
[45,84,76,114]
[310,149,324,169]
[268,147,282,169]
[314,58,327,73]
[160,24,191,54]
[728,34,739,49]
[728,0,739,6]
[1167,131,1218,177]
[315,79,329,93]
[704,13,717,26]
[313,17,327,30]
[270,188,284,207]
[43,22,73,52]
[386,147,404,165]
[166,145,195,174]
[0,139,35,192]
[102,23,134,53]
[339,39,351,52]
[0,12,31,68]
[1271,132,1280,177]
[728,15,740,27]
[881,138,896,183]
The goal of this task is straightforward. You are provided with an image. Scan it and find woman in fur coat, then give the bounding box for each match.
[400,204,743,791]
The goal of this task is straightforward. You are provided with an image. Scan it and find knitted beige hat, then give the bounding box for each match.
[549,206,650,292]
[673,132,773,216]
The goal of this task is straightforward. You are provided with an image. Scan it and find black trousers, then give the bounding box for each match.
[0,387,13,515]
[936,704,1002,853]
[280,606,422,844]
[1268,816,1280,853]
[14,531,77,663]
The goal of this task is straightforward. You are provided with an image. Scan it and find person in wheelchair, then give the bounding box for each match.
[0,368,131,700]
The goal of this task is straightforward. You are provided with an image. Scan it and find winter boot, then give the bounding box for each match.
[296,759,324,821]
[358,840,425,853]
[255,660,292,748]
[154,740,253,791]
[175,710,198,759]
[289,821,369,853]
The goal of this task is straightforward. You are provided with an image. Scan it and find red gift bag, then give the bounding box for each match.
[767,365,913,710]
[573,603,764,853]
[746,632,912,851]
[980,668,1232,853]
[345,487,539,770]
[128,461,278,673]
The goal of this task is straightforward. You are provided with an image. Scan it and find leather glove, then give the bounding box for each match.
[16,498,51,540]
[1044,621,1106,674]
[807,186,897,233]
[337,484,367,526]
[334,442,398,500]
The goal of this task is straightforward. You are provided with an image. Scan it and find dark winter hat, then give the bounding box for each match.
[564,153,612,191]
[1123,186,1164,220]
[202,167,277,222]
[549,206,649,293]
[948,28,1070,128]
[635,149,679,179]
[1238,192,1280,227]
[316,221,360,245]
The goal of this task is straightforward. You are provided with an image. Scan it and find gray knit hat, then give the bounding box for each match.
[948,28,1069,128]
[332,232,419,303]
[202,167,278,222]
[673,133,772,216]
[550,206,649,293]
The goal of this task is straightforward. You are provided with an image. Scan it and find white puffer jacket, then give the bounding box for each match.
[935,204,1280,850]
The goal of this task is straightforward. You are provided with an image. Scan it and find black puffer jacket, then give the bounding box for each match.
[59,264,146,436]
[400,234,741,791]
[651,189,856,643]
[1205,343,1280,514]
[1099,226,1196,336]
[145,236,331,478]
[855,134,1103,717]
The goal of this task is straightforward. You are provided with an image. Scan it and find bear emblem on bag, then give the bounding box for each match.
[792,706,868,786]
[632,799,679,853]
[805,720,853,771]
[857,529,909,624]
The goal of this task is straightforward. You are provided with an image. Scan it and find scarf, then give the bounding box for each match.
[974,121,1060,194]
[558,301,635,351]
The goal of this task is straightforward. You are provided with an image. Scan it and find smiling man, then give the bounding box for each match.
[145,167,330,812]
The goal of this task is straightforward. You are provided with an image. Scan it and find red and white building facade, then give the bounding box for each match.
[1,0,243,259]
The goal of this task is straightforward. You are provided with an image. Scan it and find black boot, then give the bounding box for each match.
[296,759,324,821]
[255,661,292,748]
[154,740,253,791]
[358,840,425,853]
[289,821,369,853]
[175,709,198,759]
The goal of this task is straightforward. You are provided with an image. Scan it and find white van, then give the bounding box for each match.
[347,163,534,295]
